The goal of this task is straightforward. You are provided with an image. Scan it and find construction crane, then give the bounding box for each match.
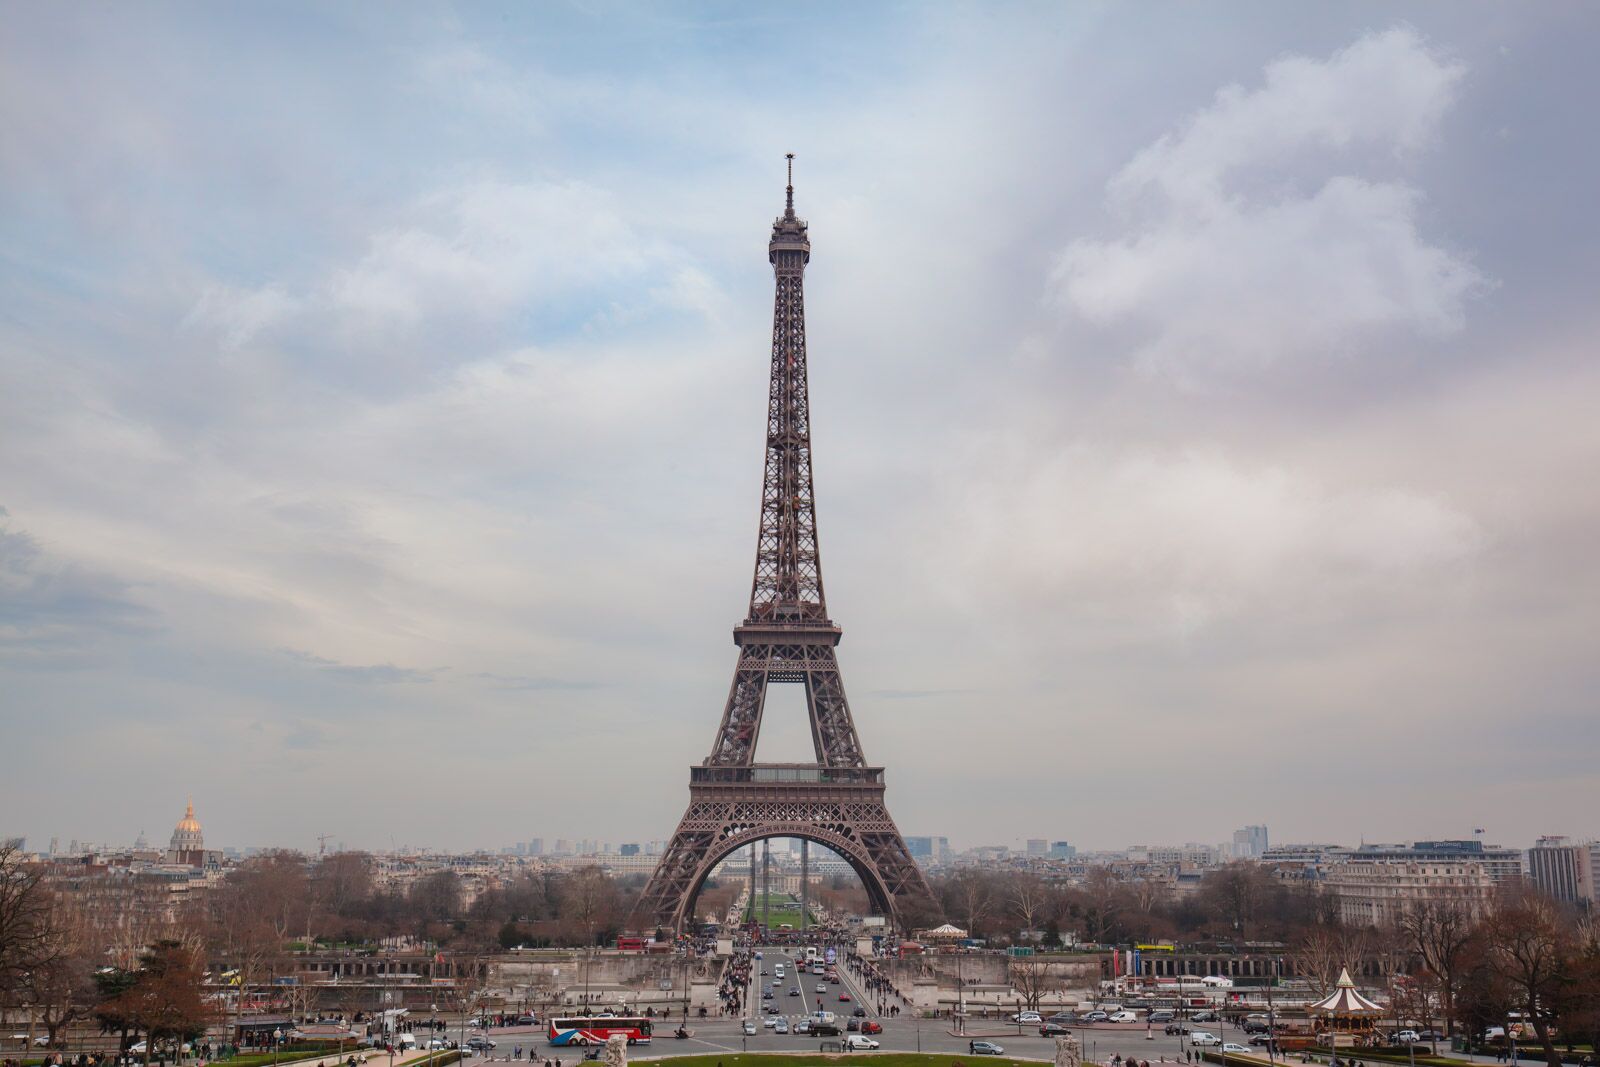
[317,833,333,856]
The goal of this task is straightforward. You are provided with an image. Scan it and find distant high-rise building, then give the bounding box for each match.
[526,838,544,855]
[904,836,949,864]
[1232,825,1269,859]
[554,838,572,854]
[620,843,641,856]
[1528,836,1599,905]
[1026,839,1048,857]
[1049,841,1076,859]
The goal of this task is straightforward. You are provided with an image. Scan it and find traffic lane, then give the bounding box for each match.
[660,1016,1219,1063]
[828,947,878,1019]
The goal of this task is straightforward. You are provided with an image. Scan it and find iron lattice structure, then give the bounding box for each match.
[637,163,934,933]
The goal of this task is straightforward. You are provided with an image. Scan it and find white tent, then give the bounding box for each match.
[1309,969,1384,1016]
[923,923,968,940]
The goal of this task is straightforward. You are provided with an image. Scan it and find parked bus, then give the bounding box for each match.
[546,1017,653,1047]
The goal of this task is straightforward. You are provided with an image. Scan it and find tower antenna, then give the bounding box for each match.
[785,153,795,215]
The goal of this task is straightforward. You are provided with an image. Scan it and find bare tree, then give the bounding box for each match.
[1010,959,1063,1012]
[209,858,294,1039]
[1007,874,1050,940]
[0,844,59,997]
[24,904,99,1047]
[1080,867,1125,944]
[944,869,996,939]
[1483,885,1569,1067]
[1293,925,1373,996]
[1397,899,1477,1036]
[558,866,622,946]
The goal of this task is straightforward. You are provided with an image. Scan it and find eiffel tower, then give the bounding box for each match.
[637,158,934,934]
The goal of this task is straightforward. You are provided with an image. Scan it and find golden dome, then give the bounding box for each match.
[176,800,202,833]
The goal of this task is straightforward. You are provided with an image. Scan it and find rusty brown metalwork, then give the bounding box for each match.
[636,163,934,934]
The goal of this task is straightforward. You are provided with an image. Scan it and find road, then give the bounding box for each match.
[613,944,1256,1064]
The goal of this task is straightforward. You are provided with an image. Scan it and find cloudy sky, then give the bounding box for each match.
[4,3,1598,856]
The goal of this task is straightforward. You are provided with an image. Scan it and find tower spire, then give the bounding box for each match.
[785,153,795,217]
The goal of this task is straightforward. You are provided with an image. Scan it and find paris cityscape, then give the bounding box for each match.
[3,8,1599,1067]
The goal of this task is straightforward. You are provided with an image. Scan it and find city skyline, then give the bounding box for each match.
[5,5,1600,851]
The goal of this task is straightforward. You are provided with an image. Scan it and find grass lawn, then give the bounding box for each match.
[745,894,816,929]
[639,1056,1039,1067]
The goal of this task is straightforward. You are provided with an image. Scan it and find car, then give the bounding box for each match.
[466,1038,497,1051]
[743,1021,757,1036]
[790,988,801,996]
[844,1035,880,1050]
[774,1020,789,1034]
[1040,1023,1074,1036]
[516,1015,538,1026]
[847,1019,861,1032]
[1082,1011,1109,1023]
[1190,1033,1221,1047]
[1148,1011,1175,1024]
[1192,1011,1220,1023]
[761,969,770,976]
[763,991,774,1000]
[427,1039,453,1050]
[1417,1031,1443,1042]
[1049,1013,1080,1024]
[819,984,828,993]
[838,993,852,1002]
[1165,1024,1192,1036]
[852,1007,867,1017]
[1223,1044,1252,1054]
[969,1041,1005,1056]
[1243,1021,1271,1034]
[1249,1035,1276,1047]
[1108,1011,1138,1023]
[794,1020,812,1035]
[1391,1030,1421,1044]
[861,1022,882,1035]
[762,1017,780,1029]
[1013,1011,1043,1024]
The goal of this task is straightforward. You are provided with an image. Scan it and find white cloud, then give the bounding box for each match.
[1053,27,1486,375]
[325,178,659,328]
[946,444,1483,634]
[181,283,300,348]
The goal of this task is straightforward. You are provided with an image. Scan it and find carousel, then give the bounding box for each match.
[1310,968,1386,1047]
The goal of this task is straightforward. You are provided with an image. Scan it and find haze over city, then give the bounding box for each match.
[4,4,1600,856]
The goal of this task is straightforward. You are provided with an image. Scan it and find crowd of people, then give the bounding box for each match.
[845,948,906,1016]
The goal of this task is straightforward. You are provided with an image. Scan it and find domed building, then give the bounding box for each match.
[167,801,206,866]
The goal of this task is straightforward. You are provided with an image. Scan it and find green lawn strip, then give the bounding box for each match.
[635,1055,1042,1067]
[222,1045,367,1067]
